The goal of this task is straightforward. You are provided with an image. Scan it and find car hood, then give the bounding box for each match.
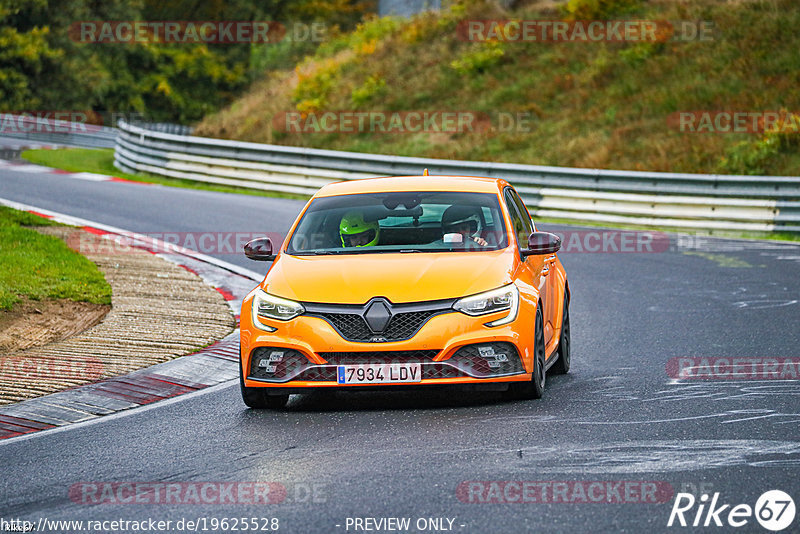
[263,250,516,304]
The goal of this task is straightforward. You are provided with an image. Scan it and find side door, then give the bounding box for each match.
[505,188,556,351]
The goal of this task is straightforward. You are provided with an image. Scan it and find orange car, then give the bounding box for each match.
[239,175,570,408]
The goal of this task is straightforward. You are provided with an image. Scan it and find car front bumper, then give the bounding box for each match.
[240,298,536,389]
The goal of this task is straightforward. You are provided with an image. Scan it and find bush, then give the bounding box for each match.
[619,42,662,65]
[251,38,320,74]
[292,60,343,112]
[450,41,505,75]
[315,16,403,59]
[351,74,387,107]
[719,111,800,175]
[564,0,643,19]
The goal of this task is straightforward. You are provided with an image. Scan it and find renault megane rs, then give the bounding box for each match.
[239,175,570,408]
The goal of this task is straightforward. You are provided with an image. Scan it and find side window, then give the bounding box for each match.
[510,189,533,234]
[504,190,528,251]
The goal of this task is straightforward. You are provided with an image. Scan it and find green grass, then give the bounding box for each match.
[21,148,310,200]
[0,207,62,228]
[0,206,112,311]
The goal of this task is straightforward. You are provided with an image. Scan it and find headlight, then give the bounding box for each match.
[453,284,519,327]
[252,289,304,328]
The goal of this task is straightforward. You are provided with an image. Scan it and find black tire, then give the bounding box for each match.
[239,352,289,409]
[550,290,571,375]
[506,306,546,400]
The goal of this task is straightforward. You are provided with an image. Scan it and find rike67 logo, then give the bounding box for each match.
[668,490,796,531]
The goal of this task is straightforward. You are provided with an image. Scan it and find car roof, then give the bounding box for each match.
[315,175,508,197]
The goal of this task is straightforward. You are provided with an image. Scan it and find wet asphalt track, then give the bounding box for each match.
[1,164,800,533]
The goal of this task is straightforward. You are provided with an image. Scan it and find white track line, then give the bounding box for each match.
[0,380,237,447]
[0,196,263,281]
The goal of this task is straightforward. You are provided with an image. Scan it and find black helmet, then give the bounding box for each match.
[442,205,481,235]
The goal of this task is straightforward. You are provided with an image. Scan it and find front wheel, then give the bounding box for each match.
[506,306,546,401]
[239,351,289,409]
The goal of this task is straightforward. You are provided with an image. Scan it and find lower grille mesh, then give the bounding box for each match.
[319,350,440,365]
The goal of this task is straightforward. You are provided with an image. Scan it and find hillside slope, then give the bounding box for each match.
[196,0,800,176]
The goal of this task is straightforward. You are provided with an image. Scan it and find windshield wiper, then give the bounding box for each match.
[290,250,347,256]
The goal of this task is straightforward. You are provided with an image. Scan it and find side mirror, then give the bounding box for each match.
[521,232,561,257]
[244,237,276,261]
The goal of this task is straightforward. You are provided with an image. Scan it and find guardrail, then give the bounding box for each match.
[0,115,192,149]
[128,122,194,136]
[115,119,800,233]
[0,114,118,149]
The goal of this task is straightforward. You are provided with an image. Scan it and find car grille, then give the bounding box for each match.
[383,311,439,340]
[315,310,441,342]
[421,365,462,379]
[319,350,440,365]
[304,298,455,343]
[317,313,372,340]
[294,367,337,381]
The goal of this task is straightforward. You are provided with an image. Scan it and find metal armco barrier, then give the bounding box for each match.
[0,114,118,149]
[112,119,800,233]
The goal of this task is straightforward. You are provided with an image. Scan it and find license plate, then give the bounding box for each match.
[337,363,422,384]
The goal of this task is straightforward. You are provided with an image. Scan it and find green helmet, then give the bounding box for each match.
[339,211,380,247]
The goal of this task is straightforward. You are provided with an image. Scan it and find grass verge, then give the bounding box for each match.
[0,206,112,310]
[21,148,310,200]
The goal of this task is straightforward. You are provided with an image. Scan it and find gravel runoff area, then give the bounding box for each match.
[0,226,236,405]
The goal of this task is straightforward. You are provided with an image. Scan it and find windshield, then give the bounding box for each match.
[287,191,509,255]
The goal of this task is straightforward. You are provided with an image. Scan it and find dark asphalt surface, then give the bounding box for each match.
[1,166,800,533]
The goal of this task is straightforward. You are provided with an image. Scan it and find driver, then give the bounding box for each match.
[339,210,380,247]
[441,205,488,247]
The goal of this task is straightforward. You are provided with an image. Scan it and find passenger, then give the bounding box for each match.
[441,205,488,247]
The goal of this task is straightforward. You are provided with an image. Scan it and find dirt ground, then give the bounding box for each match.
[0,298,110,353]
